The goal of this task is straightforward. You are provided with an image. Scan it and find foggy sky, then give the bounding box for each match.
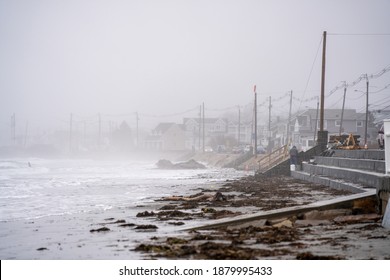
[1,0,390,132]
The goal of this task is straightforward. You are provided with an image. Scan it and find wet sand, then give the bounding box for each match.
[1,175,389,259]
[134,175,390,260]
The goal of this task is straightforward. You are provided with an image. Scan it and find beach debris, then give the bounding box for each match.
[296,252,343,260]
[136,211,156,217]
[118,223,136,227]
[157,210,198,220]
[36,247,48,251]
[168,221,185,226]
[134,224,158,230]
[162,192,227,202]
[90,227,110,233]
[210,209,241,219]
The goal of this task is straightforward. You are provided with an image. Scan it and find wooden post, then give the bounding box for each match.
[320,31,327,132]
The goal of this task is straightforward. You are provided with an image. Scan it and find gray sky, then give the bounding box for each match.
[1,0,390,132]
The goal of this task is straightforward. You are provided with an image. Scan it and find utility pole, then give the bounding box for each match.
[320,31,327,132]
[339,82,347,136]
[314,98,319,144]
[365,74,369,146]
[69,113,73,153]
[202,102,205,153]
[286,90,293,145]
[268,96,272,153]
[238,106,241,146]
[254,85,257,157]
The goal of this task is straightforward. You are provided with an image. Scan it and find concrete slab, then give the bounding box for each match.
[185,190,376,230]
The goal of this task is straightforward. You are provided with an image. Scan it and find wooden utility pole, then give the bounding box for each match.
[238,106,241,146]
[365,75,369,146]
[268,96,272,153]
[202,102,205,153]
[339,82,347,135]
[286,90,293,145]
[254,85,257,157]
[320,31,327,132]
[314,98,319,143]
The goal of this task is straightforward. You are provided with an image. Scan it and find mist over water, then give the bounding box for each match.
[0,158,247,222]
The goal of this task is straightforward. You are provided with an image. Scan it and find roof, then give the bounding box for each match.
[153,123,185,134]
[154,123,176,133]
[301,109,357,120]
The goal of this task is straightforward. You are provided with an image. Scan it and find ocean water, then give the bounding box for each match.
[0,157,250,259]
[0,158,247,222]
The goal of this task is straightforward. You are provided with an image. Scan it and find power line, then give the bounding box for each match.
[298,35,323,112]
[327,65,390,96]
[328,33,390,36]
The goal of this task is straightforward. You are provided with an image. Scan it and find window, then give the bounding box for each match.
[335,120,341,127]
[357,121,363,127]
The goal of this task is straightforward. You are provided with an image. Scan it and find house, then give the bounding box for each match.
[227,121,252,146]
[183,117,228,150]
[144,123,186,151]
[286,109,377,150]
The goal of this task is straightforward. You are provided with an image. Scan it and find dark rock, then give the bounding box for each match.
[135,224,158,230]
[90,227,110,233]
[136,211,156,217]
[37,247,48,251]
[156,159,174,169]
[156,159,206,170]
[118,223,136,227]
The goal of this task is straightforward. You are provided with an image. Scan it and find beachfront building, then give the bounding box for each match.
[285,108,377,150]
[144,122,186,151]
[183,117,228,150]
[227,121,252,146]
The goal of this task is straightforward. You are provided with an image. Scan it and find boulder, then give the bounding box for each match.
[156,159,206,169]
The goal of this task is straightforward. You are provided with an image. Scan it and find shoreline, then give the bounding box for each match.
[133,175,390,260]
[1,159,389,260]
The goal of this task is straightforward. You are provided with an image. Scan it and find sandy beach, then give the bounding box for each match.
[2,171,388,260]
[133,175,390,260]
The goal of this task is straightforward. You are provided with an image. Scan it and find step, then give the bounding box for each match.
[291,169,371,193]
[313,156,385,174]
[301,162,389,190]
[331,149,385,160]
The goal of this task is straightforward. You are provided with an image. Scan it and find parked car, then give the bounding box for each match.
[205,146,213,153]
[244,145,253,153]
[232,146,244,154]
